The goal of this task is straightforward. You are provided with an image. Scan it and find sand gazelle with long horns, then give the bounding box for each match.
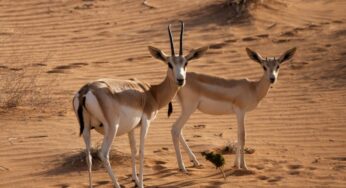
[72,21,208,188]
[170,47,297,172]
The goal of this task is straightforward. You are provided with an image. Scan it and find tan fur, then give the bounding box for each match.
[74,22,209,187]
[171,47,296,172]
[182,72,268,111]
[78,74,178,121]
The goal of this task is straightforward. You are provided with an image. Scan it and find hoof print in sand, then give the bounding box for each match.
[256,34,269,38]
[242,37,257,42]
[47,62,88,74]
[0,65,8,69]
[209,42,228,49]
[267,176,283,183]
[231,169,255,176]
[32,63,47,67]
[329,156,346,161]
[272,38,290,43]
[194,124,206,129]
[257,175,269,180]
[280,31,297,37]
[153,160,167,171]
[287,164,303,176]
[92,61,109,64]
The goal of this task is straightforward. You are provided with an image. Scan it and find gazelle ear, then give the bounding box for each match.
[278,47,297,64]
[185,46,209,61]
[246,48,264,64]
[148,46,168,63]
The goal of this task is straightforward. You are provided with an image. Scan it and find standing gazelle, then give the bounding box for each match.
[170,47,297,172]
[72,21,208,188]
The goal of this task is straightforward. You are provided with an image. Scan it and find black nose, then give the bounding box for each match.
[270,77,275,83]
[177,79,184,86]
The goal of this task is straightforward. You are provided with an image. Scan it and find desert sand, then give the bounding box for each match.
[0,0,345,187]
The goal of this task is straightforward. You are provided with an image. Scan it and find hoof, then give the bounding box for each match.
[194,164,204,169]
[179,168,189,174]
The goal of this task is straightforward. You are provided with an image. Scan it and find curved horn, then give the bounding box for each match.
[179,21,184,56]
[168,24,175,56]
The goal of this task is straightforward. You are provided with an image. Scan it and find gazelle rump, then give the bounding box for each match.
[72,21,208,188]
[170,47,297,172]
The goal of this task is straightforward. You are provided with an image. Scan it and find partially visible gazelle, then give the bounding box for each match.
[72,21,208,188]
[170,47,297,172]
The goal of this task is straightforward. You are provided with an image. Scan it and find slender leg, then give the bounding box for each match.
[171,107,196,173]
[83,127,93,188]
[235,109,248,170]
[128,130,139,186]
[233,141,239,167]
[138,116,150,188]
[179,133,200,167]
[98,122,121,188]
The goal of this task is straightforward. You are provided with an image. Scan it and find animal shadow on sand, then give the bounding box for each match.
[149,166,255,188]
[40,148,130,176]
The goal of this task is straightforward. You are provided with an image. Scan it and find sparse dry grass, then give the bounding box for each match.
[59,145,130,170]
[226,0,262,16]
[0,55,61,115]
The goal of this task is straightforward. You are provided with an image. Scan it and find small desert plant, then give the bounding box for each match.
[226,0,261,16]
[221,141,256,154]
[202,151,226,179]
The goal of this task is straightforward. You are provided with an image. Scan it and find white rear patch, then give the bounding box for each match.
[84,91,143,136]
[85,91,108,124]
[72,93,79,115]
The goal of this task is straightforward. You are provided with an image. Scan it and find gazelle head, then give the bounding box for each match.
[148,21,208,87]
[246,47,297,84]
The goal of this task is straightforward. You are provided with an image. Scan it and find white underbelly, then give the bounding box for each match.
[198,97,234,115]
[91,106,143,136]
[117,106,142,135]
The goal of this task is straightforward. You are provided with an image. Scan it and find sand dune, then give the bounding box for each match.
[0,0,345,187]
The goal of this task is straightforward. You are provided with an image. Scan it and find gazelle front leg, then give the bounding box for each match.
[171,106,197,173]
[138,116,150,188]
[128,130,139,186]
[235,109,248,170]
[179,133,200,167]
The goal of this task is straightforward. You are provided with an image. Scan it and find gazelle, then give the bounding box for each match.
[170,47,297,172]
[72,21,208,188]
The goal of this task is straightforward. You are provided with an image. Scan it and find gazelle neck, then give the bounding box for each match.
[150,70,179,110]
[255,73,271,102]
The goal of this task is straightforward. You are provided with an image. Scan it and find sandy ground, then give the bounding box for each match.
[0,0,346,187]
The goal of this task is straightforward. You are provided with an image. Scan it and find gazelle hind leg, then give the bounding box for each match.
[98,121,121,188]
[84,91,122,186]
[128,130,139,186]
[82,116,93,188]
[235,109,248,170]
[138,116,150,188]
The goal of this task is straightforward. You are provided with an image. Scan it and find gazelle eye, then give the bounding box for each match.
[184,62,188,68]
[263,66,267,71]
[276,65,280,70]
[168,63,173,69]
